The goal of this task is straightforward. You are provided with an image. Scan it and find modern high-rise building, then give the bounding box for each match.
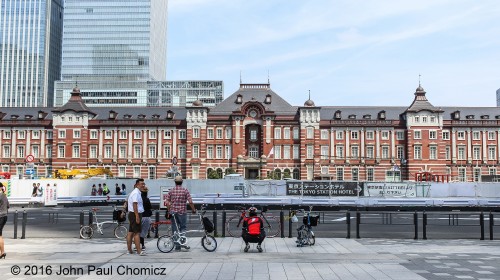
[0,0,64,107]
[60,0,167,82]
[497,88,500,106]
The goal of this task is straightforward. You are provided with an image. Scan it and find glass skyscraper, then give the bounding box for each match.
[61,0,168,82]
[0,0,63,107]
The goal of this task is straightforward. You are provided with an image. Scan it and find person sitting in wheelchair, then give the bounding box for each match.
[241,207,265,252]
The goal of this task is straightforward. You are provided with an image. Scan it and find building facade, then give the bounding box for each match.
[1,82,499,182]
[0,0,64,107]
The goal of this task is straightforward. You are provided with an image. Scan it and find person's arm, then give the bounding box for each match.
[133,202,139,224]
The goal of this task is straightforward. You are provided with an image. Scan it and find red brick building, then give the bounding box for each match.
[1,83,499,182]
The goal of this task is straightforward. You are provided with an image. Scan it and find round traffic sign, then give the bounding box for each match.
[26,154,35,162]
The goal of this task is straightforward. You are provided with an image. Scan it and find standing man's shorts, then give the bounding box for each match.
[128,212,142,233]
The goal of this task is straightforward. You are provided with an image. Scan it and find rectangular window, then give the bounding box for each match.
[89,146,97,158]
[473,146,481,160]
[32,130,40,139]
[336,131,343,140]
[397,146,404,159]
[306,127,314,139]
[118,166,126,177]
[149,130,157,139]
[274,127,281,139]
[46,145,53,158]
[414,145,422,160]
[321,166,329,174]
[133,166,141,178]
[457,131,465,140]
[225,145,231,159]
[366,131,374,140]
[381,131,389,140]
[445,146,450,160]
[366,146,374,159]
[148,166,156,179]
[414,130,421,140]
[458,146,466,160]
[149,145,156,158]
[283,145,291,159]
[192,145,199,158]
[164,145,171,159]
[4,131,11,139]
[429,130,437,139]
[381,146,389,159]
[193,127,200,138]
[134,131,142,139]
[283,127,290,139]
[489,168,496,175]
[320,146,329,160]
[225,127,232,139]
[352,168,359,181]
[119,145,127,158]
[72,145,80,158]
[164,130,172,139]
[414,116,419,122]
[430,116,436,123]
[306,145,314,159]
[58,130,66,139]
[119,130,127,139]
[488,146,496,160]
[293,145,300,159]
[336,146,344,158]
[429,146,437,160]
[216,128,223,139]
[367,168,374,181]
[336,167,344,181]
[32,145,40,158]
[179,145,187,159]
[207,146,213,159]
[134,145,141,158]
[179,130,187,139]
[350,131,358,140]
[90,130,98,139]
[2,146,10,158]
[422,116,427,123]
[320,129,328,140]
[351,146,359,159]
[58,145,65,158]
[216,145,222,159]
[396,131,404,140]
[250,129,257,141]
[274,146,281,159]
[17,145,25,158]
[18,130,26,139]
[488,131,496,140]
[46,130,53,139]
[104,145,112,158]
[293,127,300,139]
[73,130,81,138]
[472,131,480,140]
[104,130,112,139]
[473,168,481,182]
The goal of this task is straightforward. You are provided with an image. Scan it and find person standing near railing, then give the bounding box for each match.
[139,186,152,251]
[166,176,196,251]
[126,179,145,256]
[0,183,9,259]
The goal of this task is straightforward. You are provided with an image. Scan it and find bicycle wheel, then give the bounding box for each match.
[114,224,128,239]
[201,235,217,252]
[80,225,94,239]
[308,230,315,246]
[262,215,280,238]
[157,235,175,253]
[226,215,244,238]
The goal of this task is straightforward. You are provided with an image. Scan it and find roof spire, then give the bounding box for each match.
[267,69,270,84]
[308,90,311,100]
[240,71,242,84]
[418,73,421,87]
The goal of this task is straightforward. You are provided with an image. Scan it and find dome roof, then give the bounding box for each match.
[71,86,81,96]
[192,99,203,106]
[304,99,315,106]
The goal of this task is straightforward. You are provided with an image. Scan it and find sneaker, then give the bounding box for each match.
[181,245,190,250]
[174,247,181,252]
[139,251,146,256]
[126,251,134,255]
[142,245,146,251]
[257,245,263,252]
[244,244,250,252]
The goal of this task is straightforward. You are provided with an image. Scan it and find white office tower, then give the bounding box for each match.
[0,0,64,107]
[497,88,500,107]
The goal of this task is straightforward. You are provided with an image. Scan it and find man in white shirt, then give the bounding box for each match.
[126,178,145,255]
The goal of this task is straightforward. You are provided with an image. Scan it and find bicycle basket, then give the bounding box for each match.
[202,216,214,233]
[303,215,319,226]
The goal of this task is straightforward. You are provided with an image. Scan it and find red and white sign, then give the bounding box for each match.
[25,154,35,162]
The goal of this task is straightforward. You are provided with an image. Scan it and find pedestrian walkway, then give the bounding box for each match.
[0,237,499,279]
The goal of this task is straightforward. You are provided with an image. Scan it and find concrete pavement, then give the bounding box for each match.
[1,236,500,280]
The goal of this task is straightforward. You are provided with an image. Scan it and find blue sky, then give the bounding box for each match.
[167,0,500,107]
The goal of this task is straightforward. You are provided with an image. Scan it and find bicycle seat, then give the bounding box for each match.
[91,208,100,212]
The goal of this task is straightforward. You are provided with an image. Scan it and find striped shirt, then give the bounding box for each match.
[166,185,192,214]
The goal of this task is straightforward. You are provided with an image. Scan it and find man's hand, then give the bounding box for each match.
[136,216,140,224]
[191,209,197,214]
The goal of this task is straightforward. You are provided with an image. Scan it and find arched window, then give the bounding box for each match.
[283,168,291,179]
[207,168,213,179]
[216,168,223,179]
[293,168,300,180]
[274,168,282,180]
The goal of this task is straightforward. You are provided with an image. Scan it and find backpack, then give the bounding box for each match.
[202,217,214,233]
[245,217,261,235]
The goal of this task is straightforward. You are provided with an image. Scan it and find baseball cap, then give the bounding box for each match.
[174,175,183,183]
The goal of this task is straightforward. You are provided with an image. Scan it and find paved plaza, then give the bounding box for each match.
[0,236,499,280]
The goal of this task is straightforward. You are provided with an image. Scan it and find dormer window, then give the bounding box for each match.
[152,114,160,119]
[264,94,271,104]
[466,115,474,120]
[378,110,386,120]
[109,110,117,120]
[348,114,356,119]
[363,114,371,119]
[334,110,341,120]
[236,94,243,104]
[38,110,47,120]
[11,115,19,120]
[452,111,460,120]
[166,110,174,120]
[495,115,500,119]
[124,114,132,119]
[138,114,146,119]
[25,115,33,120]
[480,115,489,119]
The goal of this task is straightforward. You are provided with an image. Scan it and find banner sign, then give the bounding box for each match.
[44,184,58,206]
[159,186,173,209]
[286,181,360,196]
[363,182,416,197]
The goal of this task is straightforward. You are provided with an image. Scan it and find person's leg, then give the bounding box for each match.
[0,216,6,255]
[126,213,134,253]
[242,232,250,252]
[170,214,181,250]
[177,214,189,249]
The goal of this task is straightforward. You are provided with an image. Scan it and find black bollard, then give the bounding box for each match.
[480,212,484,240]
[356,211,360,239]
[79,211,84,239]
[346,211,351,239]
[280,210,285,238]
[222,210,226,237]
[288,209,293,238]
[213,211,218,237]
[88,210,93,226]
[13,210,18,239]
[414,211,418,240]
[21,211,27,239]
[423,211,427,240]
[490,211,494,240]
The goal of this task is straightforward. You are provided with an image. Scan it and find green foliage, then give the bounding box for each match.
[225,168,236,175]
[207,169,221,179]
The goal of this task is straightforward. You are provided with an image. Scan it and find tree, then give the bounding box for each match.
[225,168,236,175]
[208,169,221,179]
